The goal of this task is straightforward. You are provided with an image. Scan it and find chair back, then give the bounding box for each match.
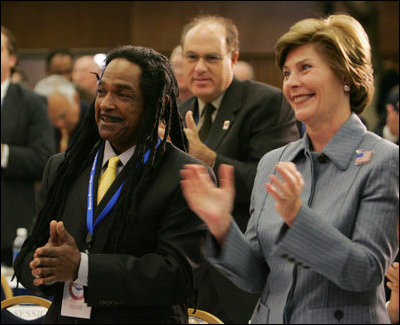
[1,273,13,300]
[188,307,224,324]
[1,295,52,309]
[1,295,51,323]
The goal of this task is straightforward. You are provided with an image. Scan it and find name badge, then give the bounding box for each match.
[61,281,91,319]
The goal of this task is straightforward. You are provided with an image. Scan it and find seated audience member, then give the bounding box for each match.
[386,261,399,324]
[170,45,192,101]
[374,64,399,133]
[386,222,399,324]
[179,14,299,323]
[375,85,399,144]
[72,55,101,103]
[10,65,30,88]
[1,26,55,266]
[234,60,255,80]
[45,48,74,81]
[13,45,211,324]
[180,14,398,324]
[34,75,88,152]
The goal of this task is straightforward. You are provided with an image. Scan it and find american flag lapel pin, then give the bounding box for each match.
[222,120,230,130]
[355,149,373,165]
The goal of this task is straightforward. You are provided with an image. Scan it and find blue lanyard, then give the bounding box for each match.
[86,150,124,237]
[86,139,161,242]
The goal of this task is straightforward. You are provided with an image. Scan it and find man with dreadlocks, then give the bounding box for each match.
[13,45,212,324]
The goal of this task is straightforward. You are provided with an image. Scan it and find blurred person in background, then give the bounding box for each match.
[45,48,74,81]
[72,55,102,103]
[385,221,399,324]
[35,74,88,152]
[375,85,399,145]
[10,64,30,88]
[170,45,192,102]
[234,60,255,81]
[1,26,55,267]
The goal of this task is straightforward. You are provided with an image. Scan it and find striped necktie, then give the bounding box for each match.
[97,156,120,203]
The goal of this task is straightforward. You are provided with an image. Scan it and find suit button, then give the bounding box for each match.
[303,265,310,269]
[287,257,295,262]
[334,309,344,321]
[281,254,288,259]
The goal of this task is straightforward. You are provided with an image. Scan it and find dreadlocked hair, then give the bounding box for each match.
[15,45,188,272]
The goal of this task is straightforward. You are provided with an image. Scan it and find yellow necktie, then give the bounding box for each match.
[97,156,120,204]
[60,129,69,152]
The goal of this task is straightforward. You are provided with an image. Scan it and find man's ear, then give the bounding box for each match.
[231,51,239,66]
[9,54,17,70]
[163,95,170,106]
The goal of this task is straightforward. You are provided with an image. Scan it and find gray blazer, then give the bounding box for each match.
[180,78,299,323]
[208,114,399,324]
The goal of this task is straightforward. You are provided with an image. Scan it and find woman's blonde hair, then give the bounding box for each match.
[275,14,374,114]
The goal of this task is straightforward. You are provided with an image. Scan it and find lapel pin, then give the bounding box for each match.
[355,150,373,165]
[222,120,230,130]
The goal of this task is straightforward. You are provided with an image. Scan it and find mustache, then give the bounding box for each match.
[99,113,124,122]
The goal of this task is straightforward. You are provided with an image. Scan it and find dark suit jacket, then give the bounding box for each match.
[179,78,299,323]
[15,142,210,324]
[1,82,55,264]
[179,78,299,231]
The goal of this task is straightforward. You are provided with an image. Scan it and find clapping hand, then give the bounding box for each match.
[265,162,304,226]
[30,221,81,286]
[184,111,216,166]
[180,163,234,245]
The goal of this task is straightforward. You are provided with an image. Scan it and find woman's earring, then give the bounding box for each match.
[344,85,350,92]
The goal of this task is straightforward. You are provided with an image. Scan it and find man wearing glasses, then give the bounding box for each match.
[179,15,299,324]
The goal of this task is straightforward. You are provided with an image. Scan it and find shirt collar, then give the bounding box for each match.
[1,79,11,104]
[290,113,367,170]
[102,141,136,168]
[197,92,225,117]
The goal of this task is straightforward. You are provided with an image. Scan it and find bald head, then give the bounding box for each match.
[35,74,80,133]
[72,55,100,93]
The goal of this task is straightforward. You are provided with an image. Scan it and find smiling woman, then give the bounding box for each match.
[276,14,375,152]
[281,43,351,139]
[179,14,399,324]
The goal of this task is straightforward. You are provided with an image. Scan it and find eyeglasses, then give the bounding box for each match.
[183,52,227,64]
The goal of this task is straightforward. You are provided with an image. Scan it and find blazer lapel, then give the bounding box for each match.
[1,84,21,142]
[206,79,242,150]
[77,164,92,216]
[179,96,198,122]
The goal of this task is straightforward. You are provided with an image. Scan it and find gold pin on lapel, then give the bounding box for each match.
[222,120,230,130]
